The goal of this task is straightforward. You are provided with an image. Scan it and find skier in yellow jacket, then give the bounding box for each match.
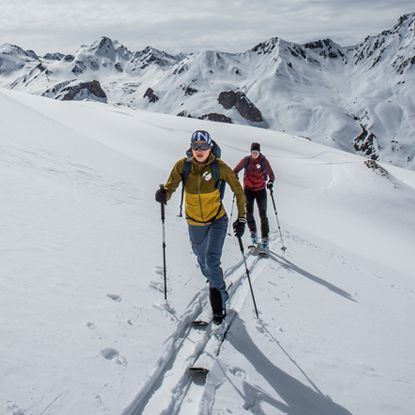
[155,130,246,324]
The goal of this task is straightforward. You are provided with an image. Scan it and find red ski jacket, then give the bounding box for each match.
[234,154,275,191]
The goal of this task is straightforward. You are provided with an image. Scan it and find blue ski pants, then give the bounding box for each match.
[188,215,229,306]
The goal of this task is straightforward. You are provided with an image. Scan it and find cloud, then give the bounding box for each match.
[0,0,413,54]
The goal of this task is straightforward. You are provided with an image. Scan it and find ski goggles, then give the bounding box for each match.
[191,142,211,151]
[251,150,260,156]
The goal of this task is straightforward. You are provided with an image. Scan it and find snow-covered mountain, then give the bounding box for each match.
[2,87,415,415]
[1,13,415,170]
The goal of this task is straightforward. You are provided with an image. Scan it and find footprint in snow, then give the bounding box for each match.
[154,265,164,276]
[153,302,178,321]
[229,367,247,380]
[107,294,122,302]
[100,348,127,366]
[6,403,27,415]
[149,280,164,293]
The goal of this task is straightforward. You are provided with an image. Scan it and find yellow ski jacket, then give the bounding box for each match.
[164,153,245,226]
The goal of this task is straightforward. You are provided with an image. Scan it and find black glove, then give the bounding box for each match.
[233,217,246,238]
[155,186,167,205]
[266,181,274,190]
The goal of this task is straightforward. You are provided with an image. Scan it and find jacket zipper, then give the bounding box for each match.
[198,169,204,221]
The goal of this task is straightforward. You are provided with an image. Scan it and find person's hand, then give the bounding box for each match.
[155,186,167,204]
[266,181,274,190]
[233,217,246,238]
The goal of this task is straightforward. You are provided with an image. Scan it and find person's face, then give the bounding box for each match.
[191,141,211,162]
[251,150,260,159]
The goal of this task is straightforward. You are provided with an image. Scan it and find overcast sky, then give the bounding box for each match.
[0,0,414,55]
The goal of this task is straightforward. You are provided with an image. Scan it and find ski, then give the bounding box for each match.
[248,244,260,255]
[258,247,269,258]
[191,320,210,328]
[188,310,238,376]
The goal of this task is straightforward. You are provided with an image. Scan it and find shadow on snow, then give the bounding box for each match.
[226,317,353,415]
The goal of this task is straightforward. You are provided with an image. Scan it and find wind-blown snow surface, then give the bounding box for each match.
[1,88,414,414]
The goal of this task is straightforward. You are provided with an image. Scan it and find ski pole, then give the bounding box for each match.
[269,188,287,252]
[237,237,259,319]
[227,195,236,236]
[159,184,168,300]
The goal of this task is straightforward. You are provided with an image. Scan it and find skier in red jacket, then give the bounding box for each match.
[234,142,275,252]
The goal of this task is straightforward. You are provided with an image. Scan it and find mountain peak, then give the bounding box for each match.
[394,12,415,28]
[251,37,280,54]
[303,38,346,60]
[88,36,117,58]
[129,46,181,70]
[0,43,38,60]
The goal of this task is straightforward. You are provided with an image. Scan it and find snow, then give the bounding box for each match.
[1,88,414,414]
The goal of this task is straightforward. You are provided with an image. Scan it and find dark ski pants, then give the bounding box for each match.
[245,188,269,238]
[188,215,229,308]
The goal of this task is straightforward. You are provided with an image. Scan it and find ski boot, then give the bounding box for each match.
[248,232,258,250]
[210,288,226,325]
[259,237,269,257]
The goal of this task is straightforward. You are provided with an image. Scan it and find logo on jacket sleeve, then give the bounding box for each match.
[203,171,212,181]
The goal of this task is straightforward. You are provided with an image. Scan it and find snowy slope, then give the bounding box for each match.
[1,88,414,415]
[1,13,415,171]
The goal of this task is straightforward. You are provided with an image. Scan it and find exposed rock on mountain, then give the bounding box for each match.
[143,87,159,103]
[354,125,379,160]
[218,90,263,123]
[0,44,39,75]
[43,52,65,61]
[199,113,233,123]
[128,46,182,71]
[183,85,198,96]
[54,80,107,102]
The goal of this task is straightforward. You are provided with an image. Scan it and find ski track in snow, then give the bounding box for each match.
[122,244,264,415]
[123,228,364,415]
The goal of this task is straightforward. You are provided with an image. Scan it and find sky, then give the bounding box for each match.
[0,0,414,55]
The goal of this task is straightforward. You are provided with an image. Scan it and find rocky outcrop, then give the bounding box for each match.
[177,110,193,118]
[393,55,415,75]
[304,39,347,61]
[42,80,72,98]
[354,125,379,160]
[177,111,232,123]
[59,80,107,102]
[72,60,87,75]
[199,113,232,123]
[364,159,388,176]
[218,90,263,123]
[251,37,279,54]
[184,85,198,96]
[129,47,182,71]
[143,87,159,103]
[43,52,65,61]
